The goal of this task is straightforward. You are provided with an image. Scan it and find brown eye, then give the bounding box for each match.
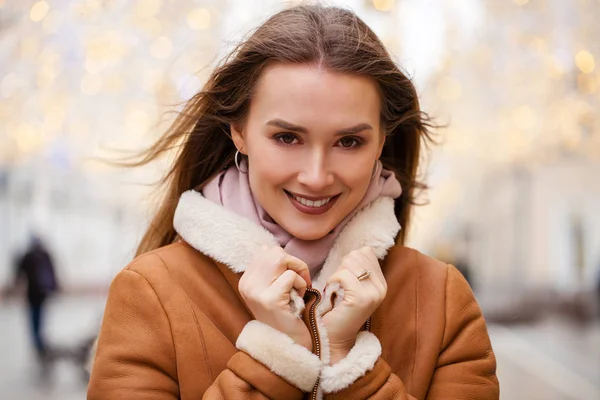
[275,133,299,145]
[338,137,360,148]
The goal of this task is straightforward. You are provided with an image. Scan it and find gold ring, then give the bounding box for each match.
[355,269,371,281]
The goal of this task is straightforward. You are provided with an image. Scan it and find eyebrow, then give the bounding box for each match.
[266,118,373,136]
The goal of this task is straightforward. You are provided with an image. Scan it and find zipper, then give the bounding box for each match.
[305,287,322,400]
[304,289,373,399]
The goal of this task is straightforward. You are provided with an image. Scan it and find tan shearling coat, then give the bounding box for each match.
[87,191,499,399]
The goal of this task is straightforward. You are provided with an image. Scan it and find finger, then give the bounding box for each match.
[279,253,311,287]
[359,247,385,279]
[336,256,383,295]
[339,251,374,276]
[330,268,382,309]
[357,248,385,284]
[250,246,293,276]
[241,246,281,291]
[271,269,308,298]
[345,248,386,290]
[327,268,361,293]
[246,247,311,292]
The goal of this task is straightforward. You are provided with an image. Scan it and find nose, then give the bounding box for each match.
[297,151,334,192]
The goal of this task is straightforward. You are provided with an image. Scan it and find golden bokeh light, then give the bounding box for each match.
[150,36,173,59]
[512,105,538,130]
[104,74,125,93]
[529,36,547,54]
[577,73,597,94]
[141,69,163,93]
[563,127,583,150]
[372,0,395,12]
[30,1,50,22]
[134,0,163,19]
[20,38,41,59]
[187,8,211,30]
[125,109,151,134]
[547,55,566,78]
[575,50,595,74]
[437,77,463,101]
[37,63,61,88]
[84,57,107,74]
[15,123,44,154]
[507,129,532,157]
[84,30,129,65]
[0,0,597,177]
[137,17,163,36]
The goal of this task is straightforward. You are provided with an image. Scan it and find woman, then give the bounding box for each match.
[88,5,498,400]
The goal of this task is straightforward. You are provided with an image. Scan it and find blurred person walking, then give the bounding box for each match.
[11,235,59,361]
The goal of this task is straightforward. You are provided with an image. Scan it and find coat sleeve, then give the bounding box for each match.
[87,269,179,400]
[87,267,323,400]
[320,265,499,400]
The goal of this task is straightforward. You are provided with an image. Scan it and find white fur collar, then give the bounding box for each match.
[173,190,400,290]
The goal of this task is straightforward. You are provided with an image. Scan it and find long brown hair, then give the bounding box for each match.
[131,4,434,256]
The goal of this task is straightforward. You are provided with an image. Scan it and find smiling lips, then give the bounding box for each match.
[285,190,340,215]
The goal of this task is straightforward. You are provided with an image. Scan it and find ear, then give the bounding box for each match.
[230,123,247,154]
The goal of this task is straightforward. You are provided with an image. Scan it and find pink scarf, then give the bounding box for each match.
[202,160,402,277]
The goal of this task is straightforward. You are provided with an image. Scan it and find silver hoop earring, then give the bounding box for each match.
[371,160,380,180]
[234,149,248,174]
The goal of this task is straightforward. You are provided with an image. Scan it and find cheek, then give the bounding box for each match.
[248,149,291,192]
[245,133,288,185]
[335,156,375,191]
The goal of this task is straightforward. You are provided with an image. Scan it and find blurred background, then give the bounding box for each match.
[0,0,599,399]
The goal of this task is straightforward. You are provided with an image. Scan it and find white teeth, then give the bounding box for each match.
[292,194,332,208]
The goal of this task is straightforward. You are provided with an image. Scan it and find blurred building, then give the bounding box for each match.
[408,0,600,314]
[1,0,599,301]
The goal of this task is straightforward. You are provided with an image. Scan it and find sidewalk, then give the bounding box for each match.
[1,295,598,399]
[0,295,105,400]
[489,317,600,400]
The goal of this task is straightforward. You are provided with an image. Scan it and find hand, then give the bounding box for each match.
[322,247,387,364]
[239,246,313,350]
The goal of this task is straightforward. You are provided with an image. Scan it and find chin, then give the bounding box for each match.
[285,226,332,241]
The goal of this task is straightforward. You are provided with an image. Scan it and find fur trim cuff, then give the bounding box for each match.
[236,320,323,392]
[319,331,382,394]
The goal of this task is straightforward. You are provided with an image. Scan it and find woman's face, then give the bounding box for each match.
[231,63,384,241]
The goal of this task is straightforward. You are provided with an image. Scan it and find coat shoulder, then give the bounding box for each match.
[383,245,450,288]
[121,241,217,285]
